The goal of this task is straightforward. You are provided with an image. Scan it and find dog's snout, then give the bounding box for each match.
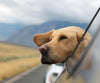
[39,45,49,55]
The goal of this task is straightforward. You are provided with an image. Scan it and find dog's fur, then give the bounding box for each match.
[33,26,92,70]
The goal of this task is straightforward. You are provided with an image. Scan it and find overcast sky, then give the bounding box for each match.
[0,0,99,25]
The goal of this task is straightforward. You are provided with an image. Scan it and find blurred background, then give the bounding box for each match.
[0,0,99,82]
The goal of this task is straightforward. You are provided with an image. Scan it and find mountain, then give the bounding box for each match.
[6,20,88,47]
[0,23,24,41]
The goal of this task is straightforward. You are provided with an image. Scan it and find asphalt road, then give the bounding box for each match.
[1,65,49,83]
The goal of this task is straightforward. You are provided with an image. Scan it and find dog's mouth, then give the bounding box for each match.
[41,57,51,64]
[41,56,56,64]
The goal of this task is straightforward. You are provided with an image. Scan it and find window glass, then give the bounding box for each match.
[56,8,100,83]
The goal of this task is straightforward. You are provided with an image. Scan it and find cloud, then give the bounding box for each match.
[0,0,99,25]
[89,12,100,35]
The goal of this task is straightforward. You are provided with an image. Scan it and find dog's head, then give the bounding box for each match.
[33,26,91,64]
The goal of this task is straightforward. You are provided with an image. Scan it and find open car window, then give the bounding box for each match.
[56,7,100,83]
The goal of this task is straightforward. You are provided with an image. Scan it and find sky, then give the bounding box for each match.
[0,0,99,25]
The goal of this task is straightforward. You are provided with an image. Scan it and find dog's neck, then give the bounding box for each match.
[66,57,77,73]
[66,53,93,73]
[65,46,85,72]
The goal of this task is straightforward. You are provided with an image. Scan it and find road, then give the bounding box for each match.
[1,65,49,83]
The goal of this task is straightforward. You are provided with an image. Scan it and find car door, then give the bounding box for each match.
[56,7,100,83]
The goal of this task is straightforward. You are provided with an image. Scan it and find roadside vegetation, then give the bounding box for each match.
[0,42,41,81]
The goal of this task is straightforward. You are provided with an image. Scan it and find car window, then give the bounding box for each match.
[56,7,100,83]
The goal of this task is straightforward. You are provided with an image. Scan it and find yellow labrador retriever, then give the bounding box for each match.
[33,26,92,70]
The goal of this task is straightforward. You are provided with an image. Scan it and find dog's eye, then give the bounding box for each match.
[59,36,67,40]
[49,38,52,41]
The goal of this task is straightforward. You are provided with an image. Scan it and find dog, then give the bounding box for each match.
[33,26,92,70]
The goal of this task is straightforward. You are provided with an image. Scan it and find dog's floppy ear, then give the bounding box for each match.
[33,30,55,46]
[77,31,91,50]
[76,31,92,70]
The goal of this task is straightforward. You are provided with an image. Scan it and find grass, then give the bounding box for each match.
[0,42,41,81]
[0,55,38,62]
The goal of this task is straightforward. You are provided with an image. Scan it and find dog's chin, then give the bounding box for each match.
[41,57,55,64]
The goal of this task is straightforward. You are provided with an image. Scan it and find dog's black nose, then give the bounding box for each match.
[39,45,49,55]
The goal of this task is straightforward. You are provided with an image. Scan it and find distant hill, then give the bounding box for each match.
[0,23,24,40]
[6,20,88,47]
